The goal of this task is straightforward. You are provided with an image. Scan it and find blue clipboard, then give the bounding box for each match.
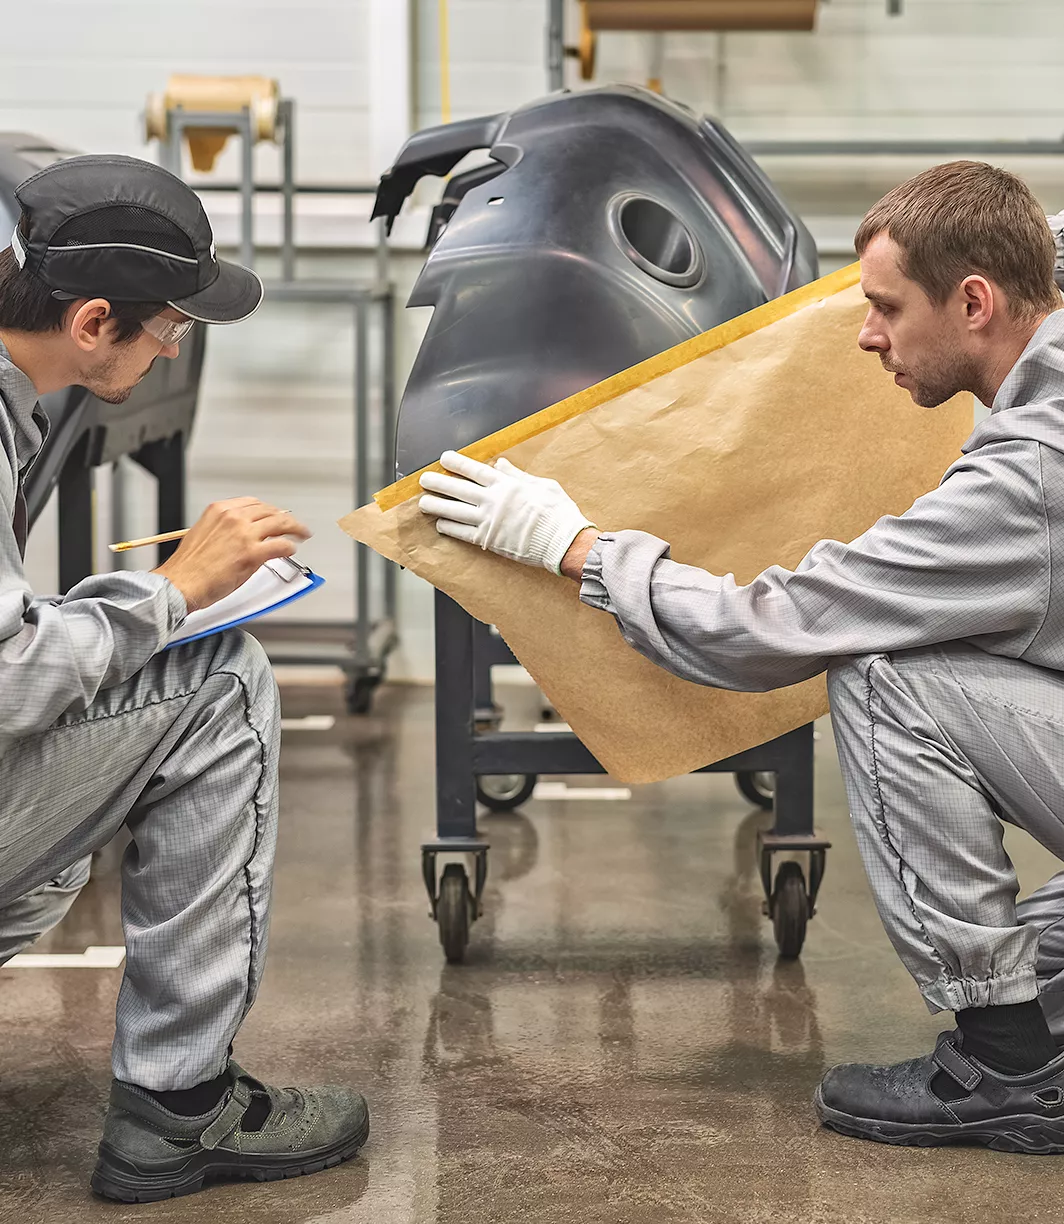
[166,567,325,650]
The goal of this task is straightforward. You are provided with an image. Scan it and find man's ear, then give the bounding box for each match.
[959,275,995,332]
[67,298,112,352]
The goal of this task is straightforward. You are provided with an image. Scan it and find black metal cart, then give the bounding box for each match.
[374,87,830,963]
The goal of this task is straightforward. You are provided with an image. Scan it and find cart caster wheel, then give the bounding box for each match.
[476,774,538,812]
[345,672,379,715]
[437,863,472,963]
[771,861,809,959]
[736,770,775,810]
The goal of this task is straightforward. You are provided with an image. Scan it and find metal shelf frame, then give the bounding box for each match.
[251,276,398,708]
[154,99,400,708]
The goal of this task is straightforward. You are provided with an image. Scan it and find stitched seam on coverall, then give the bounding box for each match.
[920,668,1064,975]
[40,688,201,734]
[920,669,1064,729]
[34,664,270,1025]
[1029,445,1053,646]
[865,659,956,987]
[227,668,269,1020]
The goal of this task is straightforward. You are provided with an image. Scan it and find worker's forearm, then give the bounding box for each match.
[560,527,601,581]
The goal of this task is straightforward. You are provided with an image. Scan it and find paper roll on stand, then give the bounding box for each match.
[584,0,818,30]
[574,0,819,79]
[145,75,281,172]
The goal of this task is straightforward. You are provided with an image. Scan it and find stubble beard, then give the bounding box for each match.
[882,346,978,409]
[82,354,155,405]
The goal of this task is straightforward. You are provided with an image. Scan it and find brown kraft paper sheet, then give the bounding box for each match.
[340,267,974,784]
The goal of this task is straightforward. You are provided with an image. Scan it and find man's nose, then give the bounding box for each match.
[161,342,180,360]
[858,312,886,354]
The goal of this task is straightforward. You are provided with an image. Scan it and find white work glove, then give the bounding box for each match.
[418,450,596,575]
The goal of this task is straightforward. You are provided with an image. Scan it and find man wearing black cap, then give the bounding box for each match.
[0,154,369,1202]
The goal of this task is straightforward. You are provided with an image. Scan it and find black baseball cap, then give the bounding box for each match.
[9,153,262,323]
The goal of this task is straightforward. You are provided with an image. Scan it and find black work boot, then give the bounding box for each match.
[815,1030,1064,1153]
[91,1060,369,1202]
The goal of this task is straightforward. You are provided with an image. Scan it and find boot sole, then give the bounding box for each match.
[814,1086,1064,1154]
[90,1112,370,1203]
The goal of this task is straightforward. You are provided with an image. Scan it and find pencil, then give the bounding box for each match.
[108,528,189,553]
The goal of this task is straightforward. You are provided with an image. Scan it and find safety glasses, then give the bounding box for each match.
[141,313,195,346]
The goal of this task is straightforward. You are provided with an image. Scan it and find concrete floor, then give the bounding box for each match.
[1,681,1062,1223]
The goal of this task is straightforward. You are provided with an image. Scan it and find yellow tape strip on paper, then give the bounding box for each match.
[375,261,862,511]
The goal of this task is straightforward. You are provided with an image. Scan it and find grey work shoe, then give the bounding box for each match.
[91,1060,369,1202]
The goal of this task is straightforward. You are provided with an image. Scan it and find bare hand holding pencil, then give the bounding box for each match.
[138,498,311,613]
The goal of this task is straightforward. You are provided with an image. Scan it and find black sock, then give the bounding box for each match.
[931,1002,1057,1103]
[956,1000,1058,1075]
[148,1069,231,1117]
[146,1068,271,1132]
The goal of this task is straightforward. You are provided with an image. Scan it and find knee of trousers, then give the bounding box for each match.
[204,630,279,717]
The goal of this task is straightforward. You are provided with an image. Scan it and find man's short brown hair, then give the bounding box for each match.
[854,160,1061,320]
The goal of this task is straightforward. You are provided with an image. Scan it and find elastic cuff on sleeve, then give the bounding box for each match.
[579,532,614,610]
[162,578,188,631]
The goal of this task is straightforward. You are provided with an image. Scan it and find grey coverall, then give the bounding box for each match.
[0,341,280,1091]
[581,305,1064,1034]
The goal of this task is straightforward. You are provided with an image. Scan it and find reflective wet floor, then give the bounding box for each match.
[1,681,1061,1223]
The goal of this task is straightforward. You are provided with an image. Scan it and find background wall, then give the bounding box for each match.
[13,0,1064,679]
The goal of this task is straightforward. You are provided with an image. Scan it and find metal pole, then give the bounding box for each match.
[381,286,397,618]
[770,724,816,838]
[163,110,182,175]
[110,458,130,571]
[354,296,370,662]
[58,442,94,594]
[434,591,478,839]
[648,32,665,93]
[547,0,565,92]
[239,107,254,269]
[152,435,186,567]
[374,216,389,290]
[280,98,296,281]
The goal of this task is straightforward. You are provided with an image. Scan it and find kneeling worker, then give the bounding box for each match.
[419,161,1064,1153]
[0,155,368,1200]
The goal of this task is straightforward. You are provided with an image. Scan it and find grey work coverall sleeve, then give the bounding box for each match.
[0,450,187,750]
[579,439,1049,692]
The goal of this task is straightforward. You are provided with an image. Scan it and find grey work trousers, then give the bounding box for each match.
[829,641,1064,1037]
[0,630,280,1090]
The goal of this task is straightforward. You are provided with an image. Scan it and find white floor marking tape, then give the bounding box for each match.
[5,945,126,969]
[532,782,632,801]
[280,715,336,731]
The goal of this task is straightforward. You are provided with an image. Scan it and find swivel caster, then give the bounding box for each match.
[770,861,809,959]
[422,840,488,965]
[437,864,473,963]
[757,830,831,961]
